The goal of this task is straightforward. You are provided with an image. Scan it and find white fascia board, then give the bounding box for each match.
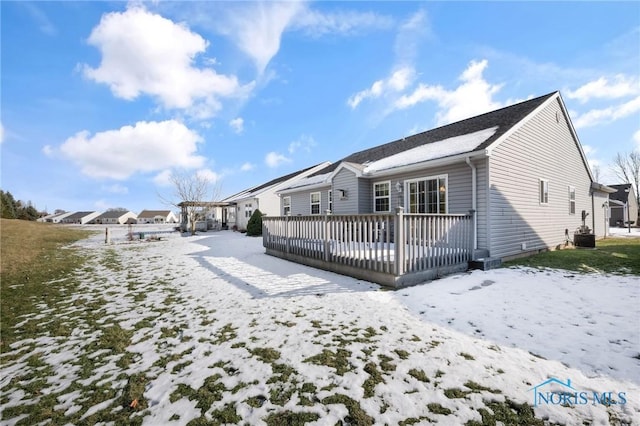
[277,182,331,195]
[363,150,487,178]
[329,162,364,180]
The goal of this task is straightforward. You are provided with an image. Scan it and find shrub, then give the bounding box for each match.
[246,209,263,236]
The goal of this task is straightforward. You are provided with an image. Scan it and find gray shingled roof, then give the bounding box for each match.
[64,211,97,220]
[138,210,172,218]
[310,91,557,177]
[222,163,326,202]
[608,184,633,203]
[95,210,132,219]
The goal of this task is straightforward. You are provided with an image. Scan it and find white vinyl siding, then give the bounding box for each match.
[373,181,390,212]
[488,97,594,259]
[310,192,321,215]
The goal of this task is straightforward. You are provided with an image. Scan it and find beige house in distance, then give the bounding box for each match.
[137,210,178,224]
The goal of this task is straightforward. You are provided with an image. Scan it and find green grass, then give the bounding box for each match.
[0,219,93,349]
[504,237,640,274]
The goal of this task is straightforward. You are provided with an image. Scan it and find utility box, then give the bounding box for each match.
[574,233,595,248]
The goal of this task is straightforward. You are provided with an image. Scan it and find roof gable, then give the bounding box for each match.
[608,184,635,203]
[310,92,557,177]
[138,210,171,218]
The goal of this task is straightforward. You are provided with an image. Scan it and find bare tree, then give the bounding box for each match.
[159,170,221,235]
[611,151,640,210]
[591,164,601,183]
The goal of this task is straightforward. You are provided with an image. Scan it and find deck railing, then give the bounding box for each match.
[263,207,474,286]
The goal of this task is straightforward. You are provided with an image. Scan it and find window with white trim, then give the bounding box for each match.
[406,175,447,213]
[245,203,253,218]
[328,190,332,213]
[283,196,291,216]
[373,181,390,212]
[310,192,321,215]
[539,179,549,204]
[568,186,575,214]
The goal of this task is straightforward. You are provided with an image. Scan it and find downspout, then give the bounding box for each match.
[466,157,478,250]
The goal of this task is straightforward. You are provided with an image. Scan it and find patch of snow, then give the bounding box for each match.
[363,126,498,173]
[279,172,331,191]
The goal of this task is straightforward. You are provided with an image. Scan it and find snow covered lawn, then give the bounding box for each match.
[1,228,638,425]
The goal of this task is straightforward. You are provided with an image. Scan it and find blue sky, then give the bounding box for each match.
[1,1,639,214]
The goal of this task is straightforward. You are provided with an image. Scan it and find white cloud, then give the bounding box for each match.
[59,120,205,180]
[196,168,220,183]
[288,134,316,154]
[216,2,304,74]
[394,9,430,66]
[395,59,504,125]
[293,8,393,37]
[566,75,640,103]
[42,145,53,156]
[265,151,291,168]
[572,96,640,128]
[102,184,129,194]
[240,162,254,172]
[153,169,173,186]
[82,7,249,119]
[189,2,392,75]
[22,2,57,36]
[229,117,244,134]
[94,199,113,211]
[348,66,415,109]
[0,122,5,144]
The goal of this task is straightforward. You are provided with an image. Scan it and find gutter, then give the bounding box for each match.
[465,157,478,250]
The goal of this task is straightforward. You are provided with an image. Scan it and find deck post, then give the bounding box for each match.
[395,206,405,276]
[323,210,331,262]
[468,209,475,260]
[285,214,290,254]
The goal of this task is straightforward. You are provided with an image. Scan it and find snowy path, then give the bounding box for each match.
[1,229,638,425]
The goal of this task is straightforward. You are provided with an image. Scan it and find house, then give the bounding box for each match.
[137,210,178,224]
[60,211,101,224]
[38,211,73,223]
[220,162,331,231]
[266,92,614,286]
[93,210,137,225]
[607,184,638,227]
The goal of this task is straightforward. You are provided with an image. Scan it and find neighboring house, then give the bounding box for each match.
[137,210,178,224]
[277,91,613,262]
[38,211,72,223]
[221,162,331,231]
[93,210,138,225]
[60,211,101,224]
[608,184,638,227]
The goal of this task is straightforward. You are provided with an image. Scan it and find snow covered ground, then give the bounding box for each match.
[1,227,638,425]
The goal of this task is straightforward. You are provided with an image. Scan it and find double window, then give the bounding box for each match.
[328,190,333,213]
[373,181,390,212]
[245,203,253,218]
[406,175,447,214]
[283,196,291,216]
[310,192,321,215]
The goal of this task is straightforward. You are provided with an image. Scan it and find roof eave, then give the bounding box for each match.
[277,182,331,195]
[362,149,488,178]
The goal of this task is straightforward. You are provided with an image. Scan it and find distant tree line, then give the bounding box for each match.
[1,190,40,221]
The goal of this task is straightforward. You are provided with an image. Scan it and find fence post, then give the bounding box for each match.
[468,209,476,261]
[395,206,405,276]
[324,210,331,262]
[105,227,110,244]
[285,214,290,254]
